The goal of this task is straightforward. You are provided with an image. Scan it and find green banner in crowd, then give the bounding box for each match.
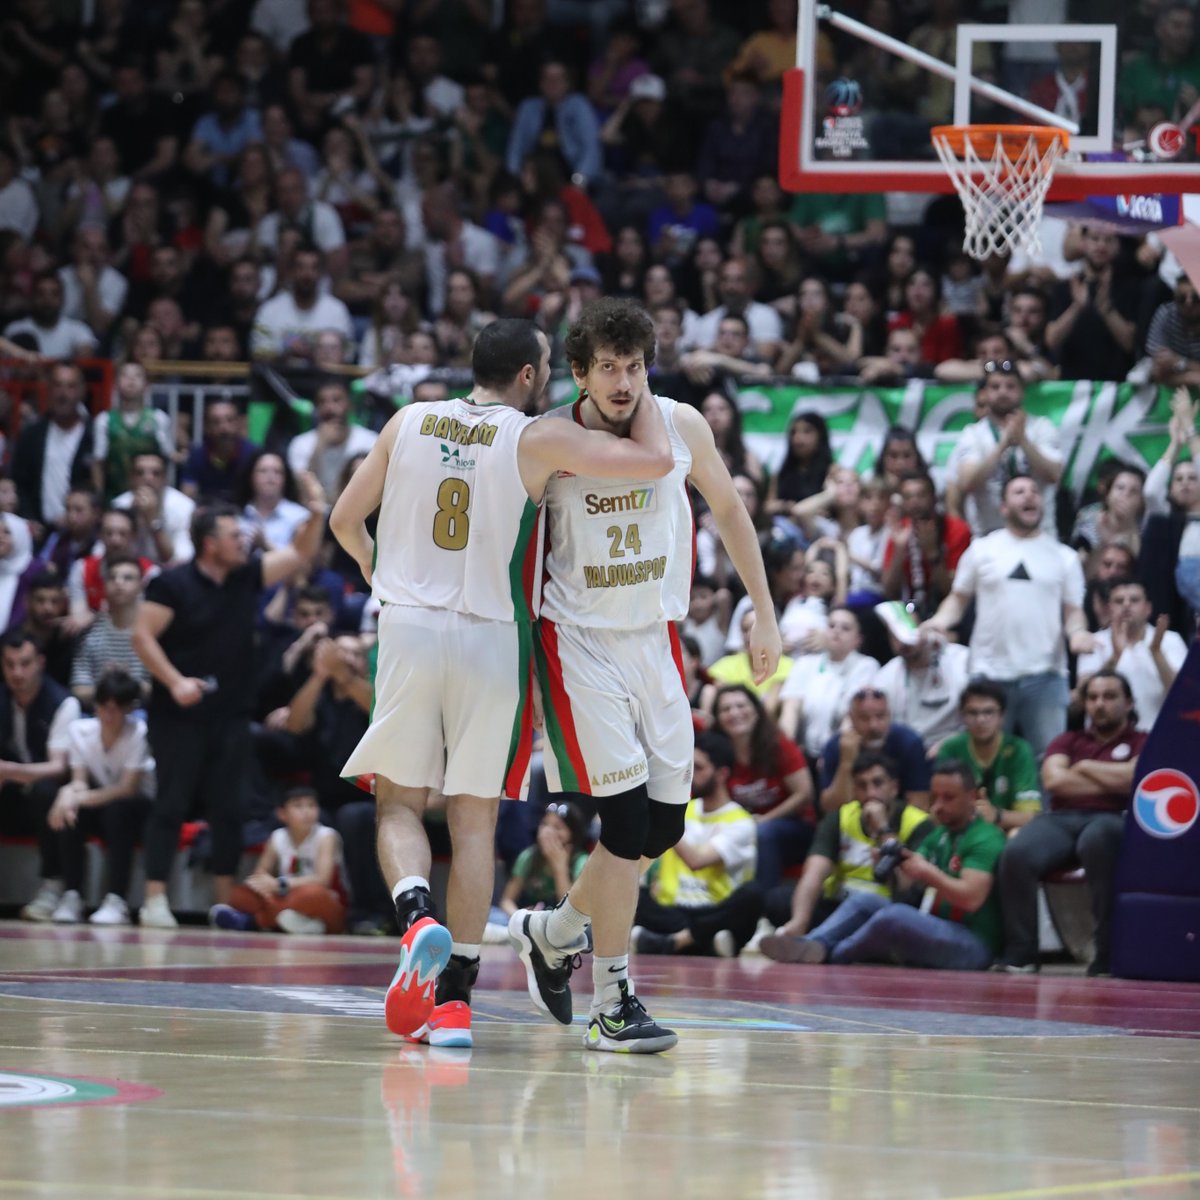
[735,380,1177,502]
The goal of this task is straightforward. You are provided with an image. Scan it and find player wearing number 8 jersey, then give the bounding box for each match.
[331,319,673,1048]
[508,299,782,1054]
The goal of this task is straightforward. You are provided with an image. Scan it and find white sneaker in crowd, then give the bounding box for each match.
[51,890,84,924]
[139,894,179,929]
[482,922,510,945]
[89,893,131,926]
[712,929,737,959]
[20,880,64,922]
[276,909,325,935]
[742,917,775,956]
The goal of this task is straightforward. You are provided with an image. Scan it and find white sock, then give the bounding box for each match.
[592,954,628,1012]
[392,876,430,901]
[450,942,480,960]
[544,898,590,949]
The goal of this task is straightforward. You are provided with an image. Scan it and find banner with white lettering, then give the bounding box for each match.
[733,380,1175,502]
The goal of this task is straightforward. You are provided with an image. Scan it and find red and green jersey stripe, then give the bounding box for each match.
[507,498,541,623]
[533,618,591,795]
[500,498,541,798]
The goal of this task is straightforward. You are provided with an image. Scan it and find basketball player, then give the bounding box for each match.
[509,299,781,1053]
[330,319,673,1048]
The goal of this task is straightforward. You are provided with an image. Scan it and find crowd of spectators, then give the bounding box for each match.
[0,0,1193,975]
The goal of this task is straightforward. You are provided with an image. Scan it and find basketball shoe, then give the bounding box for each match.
[508,907,587,1025]
[385,890,452,1037]
[585,980,678,1054]
[402,955,477,1049]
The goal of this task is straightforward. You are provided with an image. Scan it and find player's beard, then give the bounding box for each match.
[592,394,638,433]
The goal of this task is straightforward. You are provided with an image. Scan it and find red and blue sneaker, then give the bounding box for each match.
[385,916,452,1037]
[402,1000,473,1049]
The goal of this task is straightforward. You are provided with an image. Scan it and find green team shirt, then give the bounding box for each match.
[936,732,1042,813]
[917,816,1006,956]
[511,846,589,909]
[787,192,886,235]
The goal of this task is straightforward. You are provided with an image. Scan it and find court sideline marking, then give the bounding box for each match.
[949,1169,1200,1199]
[0,1041,1196,1116]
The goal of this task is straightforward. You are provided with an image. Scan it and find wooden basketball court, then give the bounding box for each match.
[2,921,1199,1199]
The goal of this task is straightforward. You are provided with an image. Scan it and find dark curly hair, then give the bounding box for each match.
[563,297,656,374]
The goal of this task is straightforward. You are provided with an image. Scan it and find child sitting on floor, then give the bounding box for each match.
[209,786,346,934]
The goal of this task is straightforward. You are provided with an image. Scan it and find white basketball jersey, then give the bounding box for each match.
[540,395,693,630]
[372,399,542,623]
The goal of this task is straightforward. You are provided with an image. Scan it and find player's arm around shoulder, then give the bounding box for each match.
[517,386,673,502]
[676,402,782,684]
[329,409,405,585]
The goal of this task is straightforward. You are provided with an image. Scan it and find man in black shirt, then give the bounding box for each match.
[132,481,326,927]
[97,59,179,179]
[1045,226,1140,381]
[286,0,374,137]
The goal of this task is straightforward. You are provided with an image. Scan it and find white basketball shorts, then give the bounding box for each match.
[341,605,533,799]
[535,619,694,806]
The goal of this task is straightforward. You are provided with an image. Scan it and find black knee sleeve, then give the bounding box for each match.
[642,799,686,859]
[596,785,650,860]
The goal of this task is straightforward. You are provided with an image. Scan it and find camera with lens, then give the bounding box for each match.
[872,837,905,883]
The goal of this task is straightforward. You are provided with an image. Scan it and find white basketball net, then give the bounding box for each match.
[932,128,1068,261]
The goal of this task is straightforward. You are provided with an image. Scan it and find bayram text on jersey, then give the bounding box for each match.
[419,414,499,446]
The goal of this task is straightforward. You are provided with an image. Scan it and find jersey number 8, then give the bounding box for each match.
[432,478,470,550]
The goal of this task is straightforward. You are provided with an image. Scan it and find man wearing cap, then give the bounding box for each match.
[951,358,1062,538]
[872,601,969,752]
[818,688,931,813]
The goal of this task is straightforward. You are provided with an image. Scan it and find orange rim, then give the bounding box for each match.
[931,124,1070,159]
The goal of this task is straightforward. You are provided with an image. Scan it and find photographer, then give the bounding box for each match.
[761,752,932,959]
[763,759,1005,970]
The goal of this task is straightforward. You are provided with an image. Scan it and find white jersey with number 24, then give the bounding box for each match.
[540,394,693,630]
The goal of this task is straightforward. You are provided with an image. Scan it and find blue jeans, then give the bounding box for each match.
[977,671,1068,760]
[806,890,994,970]
[1176,556,1200,610]
[755,814,815,890]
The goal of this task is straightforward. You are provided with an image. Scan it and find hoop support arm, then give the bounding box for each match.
[814,5,1080,135]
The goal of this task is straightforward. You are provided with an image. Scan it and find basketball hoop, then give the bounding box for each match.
[931,125,1070,261]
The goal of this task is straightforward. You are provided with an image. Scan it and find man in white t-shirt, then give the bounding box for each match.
[4,273,97,360]
[58,227,128,342]
[256,169,347,275]
[0,144,37,240]
[951,359,1062,537]
[1075,577,1187,732]
[687,257,784,360]
[113,451,196,566]
[422,181,502,316]
[250,246,354,361]
[250,0,309,54]
[922,475,1093,758]
[872,601,968,752]
[286,381,377,500]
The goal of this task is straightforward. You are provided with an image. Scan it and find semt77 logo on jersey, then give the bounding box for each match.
[583,486,656,517]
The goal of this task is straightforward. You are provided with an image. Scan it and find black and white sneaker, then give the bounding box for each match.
[585,981,678,1055]
[508,907,585,1025]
